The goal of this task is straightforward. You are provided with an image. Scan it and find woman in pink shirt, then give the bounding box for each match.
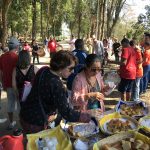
[71,54,108,113]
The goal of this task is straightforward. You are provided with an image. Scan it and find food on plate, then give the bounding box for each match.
[107,119,131,133]
[68,122,96,137]
[120,104,144,117]
[101,138,150,150]
[122,140,131,150]
[102,144,119,150]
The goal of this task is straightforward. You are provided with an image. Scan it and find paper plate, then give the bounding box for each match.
[99,112,138,135]
[103,71,120,85]
[115,100,148,119]
[139,116,150,129]
[60,121,99,139]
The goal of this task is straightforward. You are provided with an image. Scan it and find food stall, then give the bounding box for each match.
[26,101,150,150]
[26,71,150,150]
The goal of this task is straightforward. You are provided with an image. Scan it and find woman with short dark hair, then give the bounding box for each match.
[20,50,91,134]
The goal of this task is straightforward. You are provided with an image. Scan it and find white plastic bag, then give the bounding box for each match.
[21,81,32,102]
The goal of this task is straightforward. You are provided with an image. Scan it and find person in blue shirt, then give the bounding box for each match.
[67,39,88,90]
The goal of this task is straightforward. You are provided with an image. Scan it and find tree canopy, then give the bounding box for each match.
[0,0,149,46]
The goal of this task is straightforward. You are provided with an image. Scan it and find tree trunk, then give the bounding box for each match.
[106,0,116,37]
[70,22,73,36]
[96,0,100,39]
[10,24,13,36]
[106,0,126,37]
[0,6,2,43]
[77,13,82,38]
[53,20,55,37]
[32,0,37,40]
[100,0,106,40]
[40,1,43,40]
[46,0,50,38]
[97,1,102,40]
[1,0,12,47]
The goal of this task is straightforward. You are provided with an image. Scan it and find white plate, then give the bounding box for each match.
[139,117,150,128]
[104,71,120,85]
[60,120,99,138]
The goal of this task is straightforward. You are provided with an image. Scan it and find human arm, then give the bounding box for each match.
[136,50,143,65]
[120,48,128,66]
[51,78,91,123]
[0,57,2,83]
[12,68,19,99]
[0,70,2,83]
[142,50,150,64]
[56,42,63,49]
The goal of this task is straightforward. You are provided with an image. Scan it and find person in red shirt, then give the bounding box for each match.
[0,37,19,129]
[23,41,31,51]
[130,40,143,101]
[118,38,136,101]
[140,43,150,94]
[48,37,63,58]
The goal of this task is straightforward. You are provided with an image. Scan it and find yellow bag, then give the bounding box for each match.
[27,125,73,150]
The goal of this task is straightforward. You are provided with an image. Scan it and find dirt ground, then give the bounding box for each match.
[0,58,150,137]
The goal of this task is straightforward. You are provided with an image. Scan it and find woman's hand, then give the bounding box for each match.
[90,92,104,101]
[47,114,57,122]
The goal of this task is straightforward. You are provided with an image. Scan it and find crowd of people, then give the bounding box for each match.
[0,32,150,135]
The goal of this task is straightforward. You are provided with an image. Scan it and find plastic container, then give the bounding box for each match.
[0,129,24,150]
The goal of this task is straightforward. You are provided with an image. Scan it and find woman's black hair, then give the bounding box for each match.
[103,39,108,43]
[75,39,84,50]
[85,54,101,68]
[17,50,31,69]
[129,40,135,46]
[50,50,78,71]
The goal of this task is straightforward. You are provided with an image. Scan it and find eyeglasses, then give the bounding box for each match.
[90,68,101,72]
[68,66,75,72]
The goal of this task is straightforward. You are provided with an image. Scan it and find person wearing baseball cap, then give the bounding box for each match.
[0,37,19,129]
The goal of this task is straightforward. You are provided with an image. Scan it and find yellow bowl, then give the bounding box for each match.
[99,112,139,135]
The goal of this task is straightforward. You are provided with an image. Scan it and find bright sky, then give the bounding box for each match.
[127,0,149,17]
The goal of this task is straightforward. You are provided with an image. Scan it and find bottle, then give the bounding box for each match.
[37,138,45,150]
[45,137,57,150]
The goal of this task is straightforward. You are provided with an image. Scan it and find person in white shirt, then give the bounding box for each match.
[92,35,104,61]
[92,35,104,75]
[69,35,76,51]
